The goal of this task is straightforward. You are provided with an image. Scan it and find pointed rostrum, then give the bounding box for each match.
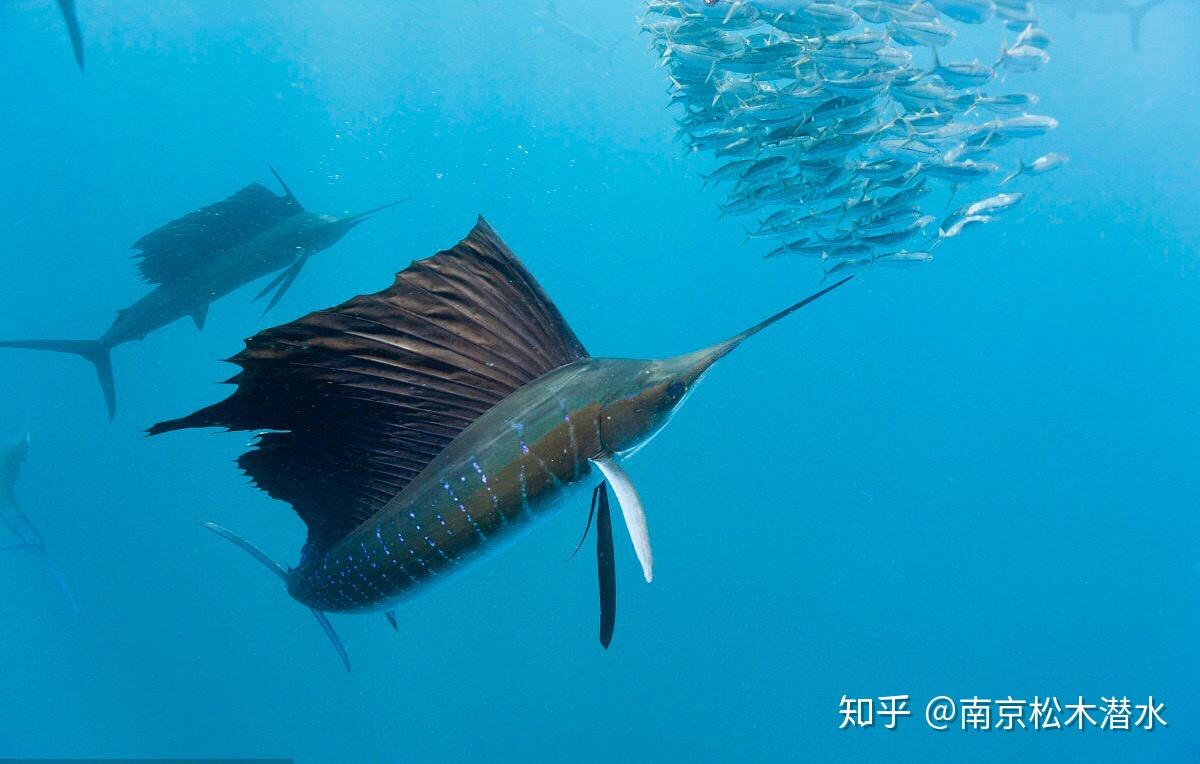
[151,218,589,560]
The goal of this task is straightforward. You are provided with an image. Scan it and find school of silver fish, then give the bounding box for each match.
[642,0,1068,276]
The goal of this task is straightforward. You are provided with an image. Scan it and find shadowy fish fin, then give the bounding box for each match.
[568,481,602,561]
[259,256,308,315]
[43,556,80,613]
[269,165,305,210]
[1,431,30,506]
[57,0,84,70]
[191,305,209,331]
[198,521,351,672]
[591,458,653,583]
[385,611,399,632]
[150,218,590,560]
[595,482,617,649]
[132,175,301,286]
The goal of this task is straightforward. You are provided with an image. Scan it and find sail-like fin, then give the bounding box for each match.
[198,521,351,672]
[153,218,589,561]
[385,611,399,631]
[595,483,616,649]
[191,305,209,331]
[591,458,653,583]
[0,339,115,419]
[57,0,84,70]
[133,176,302,286]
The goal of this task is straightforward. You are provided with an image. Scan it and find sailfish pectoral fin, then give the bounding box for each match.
[595,482,617,649]
[591,457,653,583]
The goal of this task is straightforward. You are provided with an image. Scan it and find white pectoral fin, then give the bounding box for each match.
[591,457,653,583]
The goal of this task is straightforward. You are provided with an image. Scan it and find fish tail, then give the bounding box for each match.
[1000,162,1024,186]
[197,521,352,673]
[0,339,115,419]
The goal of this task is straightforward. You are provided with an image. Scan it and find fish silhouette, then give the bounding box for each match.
[0,167,400,419]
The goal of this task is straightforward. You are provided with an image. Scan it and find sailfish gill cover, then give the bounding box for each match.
[0,1,1196,763]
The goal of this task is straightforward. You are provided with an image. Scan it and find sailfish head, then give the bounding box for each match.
[594,277,853,458]
[309,198,408,251]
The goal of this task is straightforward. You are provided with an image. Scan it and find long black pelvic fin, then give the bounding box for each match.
[0,339,114,419]
[198,521,351,673]
[595,483,617,649]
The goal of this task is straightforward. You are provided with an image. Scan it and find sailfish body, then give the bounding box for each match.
[152,219,849,667]
[0,168,398,418]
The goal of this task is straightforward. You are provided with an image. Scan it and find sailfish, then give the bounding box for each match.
[1,431,79,611]
[0,168,400,419]
[150,219,851,670]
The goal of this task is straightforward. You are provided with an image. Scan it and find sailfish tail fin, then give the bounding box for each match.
[197,521,352,673]
[0,339,114,419]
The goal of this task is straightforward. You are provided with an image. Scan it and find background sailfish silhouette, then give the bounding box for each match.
[1,431,78,612]
[0,168,400,418]
[151,218,850,669]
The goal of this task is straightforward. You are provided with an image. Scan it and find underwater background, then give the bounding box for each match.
[0,0,1197,761]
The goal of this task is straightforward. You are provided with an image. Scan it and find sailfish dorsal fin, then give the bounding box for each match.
[132,180,302,285]
[150,218,589,559]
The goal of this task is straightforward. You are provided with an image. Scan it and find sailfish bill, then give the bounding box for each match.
[0,168,398,418]
[151,217,851,669]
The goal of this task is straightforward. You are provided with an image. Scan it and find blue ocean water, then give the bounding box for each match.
[0,1,1197,761]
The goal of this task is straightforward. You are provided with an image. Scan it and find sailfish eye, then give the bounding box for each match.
[665,381,686,402]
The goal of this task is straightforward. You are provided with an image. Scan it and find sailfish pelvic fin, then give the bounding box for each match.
[254,256,310,315]
[594,482,617,649]
[591,457,653,583]
[198,521,351,672]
